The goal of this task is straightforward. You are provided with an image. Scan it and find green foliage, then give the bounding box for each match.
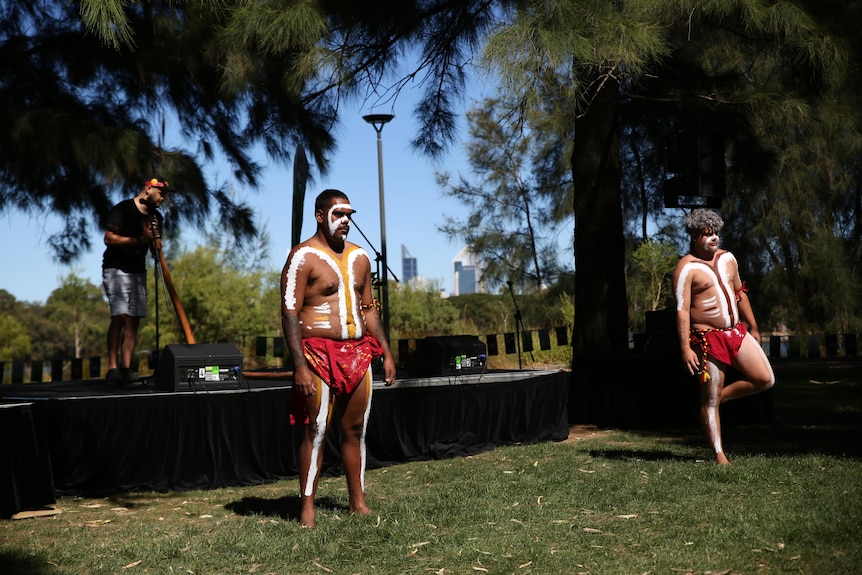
[4,0,862,362]
[480,0,862,345]
[388,279,461,340]
[138,244,281,364]
[448,286,574,335]
[627,238,679,332]
[0,0,323,260]
[43,273,108,359]
[4,0,495,265]
[437,98,574,292]
[0,314,31,362]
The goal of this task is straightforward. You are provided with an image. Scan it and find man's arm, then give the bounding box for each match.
[727,253,761,343]
[362,304,396,385]
[281,253,315,395]
[673,260,699,376]
[356,257,396,385]
[104,229,151,247]
[736,285,761,344]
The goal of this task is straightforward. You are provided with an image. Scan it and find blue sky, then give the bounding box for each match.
[0,87,485,304]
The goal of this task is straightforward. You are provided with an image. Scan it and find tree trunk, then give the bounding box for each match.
[569,75,630,420]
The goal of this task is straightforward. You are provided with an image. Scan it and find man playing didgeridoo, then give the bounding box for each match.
[672,208,775,465]
[281,188,396,527]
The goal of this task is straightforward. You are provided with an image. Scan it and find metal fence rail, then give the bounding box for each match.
[2,330,859,384]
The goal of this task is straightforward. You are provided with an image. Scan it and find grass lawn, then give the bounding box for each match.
[1,359,860,575]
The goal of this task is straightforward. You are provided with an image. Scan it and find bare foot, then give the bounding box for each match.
[715,452,730,465]
[350,504,373,516]
[300,503,316,528]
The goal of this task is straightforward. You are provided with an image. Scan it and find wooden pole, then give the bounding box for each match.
[148,208,196,345]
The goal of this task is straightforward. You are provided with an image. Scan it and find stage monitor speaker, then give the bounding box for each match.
[155,343,243,391]
[407,335,487,377]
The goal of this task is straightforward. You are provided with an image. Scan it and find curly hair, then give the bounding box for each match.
[684,208,724,236]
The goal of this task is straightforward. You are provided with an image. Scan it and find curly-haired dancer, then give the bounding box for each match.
[672,209,775,464]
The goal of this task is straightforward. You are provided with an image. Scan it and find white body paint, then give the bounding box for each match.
[703,361,723,454]
[302,368,374,497]
[283,245,369,340]
[303,383,331,496]
[310,302,332,330]
[675,252,739,329]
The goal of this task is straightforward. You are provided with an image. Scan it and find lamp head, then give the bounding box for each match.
[363,114,395,133]
[363,113,395,125]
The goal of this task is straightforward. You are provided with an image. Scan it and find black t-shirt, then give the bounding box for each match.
[101,198,163,273]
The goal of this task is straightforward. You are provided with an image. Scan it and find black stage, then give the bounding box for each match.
[1,369,569,517]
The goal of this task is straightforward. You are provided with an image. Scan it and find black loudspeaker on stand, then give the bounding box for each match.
[155,343,243,391]
[407,335,487,377]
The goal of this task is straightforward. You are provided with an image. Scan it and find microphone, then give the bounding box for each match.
[138,197,157,210]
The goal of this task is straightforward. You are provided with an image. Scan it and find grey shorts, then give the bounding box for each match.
[102,268,148,317]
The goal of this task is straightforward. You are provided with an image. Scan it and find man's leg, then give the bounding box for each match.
[338,369,373,516]
[120,316,140,369]
[106,315,127,370]
[721,333,775,403]
[298,378,329,527]
[699,360,729,465]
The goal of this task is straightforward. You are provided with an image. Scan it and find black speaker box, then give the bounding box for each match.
[407,335,487,377]
[155,343,243,391]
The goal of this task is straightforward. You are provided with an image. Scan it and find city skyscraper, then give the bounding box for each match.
[402,244,418,284]
[452,246,484,295]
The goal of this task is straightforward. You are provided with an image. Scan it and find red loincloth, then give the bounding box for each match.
[690,323,748,369]
[290,334,384,424]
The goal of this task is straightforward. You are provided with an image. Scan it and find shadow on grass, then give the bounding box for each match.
[224,495,348,523]
[600,359,862,462]
[0,551,53,575]
[726,359,862,459]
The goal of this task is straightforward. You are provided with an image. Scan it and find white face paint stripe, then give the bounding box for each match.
[327,203,354,236]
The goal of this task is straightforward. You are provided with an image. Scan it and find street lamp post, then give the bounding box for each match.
[362,113,395,343]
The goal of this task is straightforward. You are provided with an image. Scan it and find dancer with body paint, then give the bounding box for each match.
[281,189,396,527]
[672,208,775,465]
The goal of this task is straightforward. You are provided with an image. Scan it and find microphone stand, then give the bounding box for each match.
[141,199,164,366]
[348,216,399,379]
[507,280,531,369]
[348,216,400,300]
